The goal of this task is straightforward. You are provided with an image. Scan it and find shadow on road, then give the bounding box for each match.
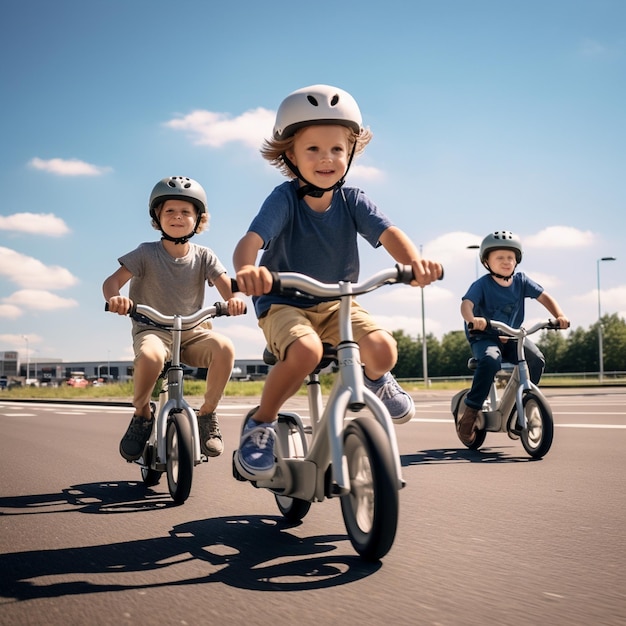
[401,447,539,465]
[0,483,380,599]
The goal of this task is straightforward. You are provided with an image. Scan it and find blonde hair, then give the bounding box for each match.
[151,204,210,234]
[260,125,373,178]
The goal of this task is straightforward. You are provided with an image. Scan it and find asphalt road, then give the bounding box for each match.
[1,389,625,626]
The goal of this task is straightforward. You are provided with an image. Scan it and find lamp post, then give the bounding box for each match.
[419,245,429,388]
[467,244,480,280]
[22,335,30,380]
[597,256,616,383]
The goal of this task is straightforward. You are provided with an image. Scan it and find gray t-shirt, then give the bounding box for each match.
[119,241,226,332]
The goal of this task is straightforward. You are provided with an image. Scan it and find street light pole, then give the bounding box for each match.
[597,256,616,383]
[467,244,480,280]
[22,335,30,380]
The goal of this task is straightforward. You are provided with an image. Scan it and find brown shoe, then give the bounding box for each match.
[198,412,223,457]
[457,405,479,445]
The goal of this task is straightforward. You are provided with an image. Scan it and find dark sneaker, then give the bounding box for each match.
[457,405,479,445]
[364,372,415,424]
[198,412,223,457]
[120,414,153,461]
[234,409,277,481]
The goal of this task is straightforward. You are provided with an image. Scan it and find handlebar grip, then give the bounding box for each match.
[104,302,135,315]
[269,271,282,295]
[395,263,445,284]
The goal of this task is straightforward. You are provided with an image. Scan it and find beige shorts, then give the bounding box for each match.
[132,321,229,367]
[259,300,388,361]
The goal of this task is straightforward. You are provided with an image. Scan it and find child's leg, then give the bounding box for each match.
[133,332,168,418]
[358,330,397,380]
[254,334,323,423]
[182,330,235,415]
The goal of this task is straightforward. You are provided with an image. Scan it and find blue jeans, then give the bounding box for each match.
[465,337,545,410]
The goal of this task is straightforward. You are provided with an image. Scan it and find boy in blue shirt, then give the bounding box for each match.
[458,230,569,445]
[232,84,442,481]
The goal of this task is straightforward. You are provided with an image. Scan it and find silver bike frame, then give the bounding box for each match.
[254,267,409,498]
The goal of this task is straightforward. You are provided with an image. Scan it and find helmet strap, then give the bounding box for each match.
[282,141,358,199]
[154,214,200,245]
[486,266,515,281]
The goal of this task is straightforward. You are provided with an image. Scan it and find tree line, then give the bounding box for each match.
[391,313,626,379]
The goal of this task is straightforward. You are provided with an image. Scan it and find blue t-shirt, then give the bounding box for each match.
[462,272,543,339]
[248,180,392,317]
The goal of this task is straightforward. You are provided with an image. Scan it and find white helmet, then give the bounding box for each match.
[273,84,363,140]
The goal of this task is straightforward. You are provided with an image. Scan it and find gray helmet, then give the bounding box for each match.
[149,176,207,222]
[273,84,363,140]
[480,230,523,264]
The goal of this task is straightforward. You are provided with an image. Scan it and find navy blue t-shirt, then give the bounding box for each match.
[248,180,392,318]
[462,272,544,338]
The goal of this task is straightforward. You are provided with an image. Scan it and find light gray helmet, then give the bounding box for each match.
[273,84,363,140]
[149,176,207,222]
[480,230,523,264]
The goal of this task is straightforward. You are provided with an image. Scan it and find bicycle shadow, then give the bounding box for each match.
[0,482,380,599]
[0,480,174,516]
[401,446,539,465]
[0,514,379,600]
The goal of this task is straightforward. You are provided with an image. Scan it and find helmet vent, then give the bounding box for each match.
[307,95,319,106]
[330,94,339,106]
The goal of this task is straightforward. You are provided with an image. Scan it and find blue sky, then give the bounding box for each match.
[1,0,624,366]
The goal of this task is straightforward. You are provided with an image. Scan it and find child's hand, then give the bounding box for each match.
[469,317,487,331]
[555,315,570,329]
[227,297,247,316]
[106,295,132,315]
[410,259,443,287]
[235,265,274,296]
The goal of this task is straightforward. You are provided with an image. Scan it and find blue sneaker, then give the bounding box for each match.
[235,410,277,481]
[364,372,415,424]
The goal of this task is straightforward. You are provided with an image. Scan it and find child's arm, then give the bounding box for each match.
[213,273,247,316]
[537,292,570,328]
[233,231,273,296]
[379,226,442,286]
[461,298,487,331]
[103,265,133,315]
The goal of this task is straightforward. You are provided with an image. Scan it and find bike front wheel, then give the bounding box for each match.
[520,391,554,459]
[340,417,399,562]
[166,411,194,504]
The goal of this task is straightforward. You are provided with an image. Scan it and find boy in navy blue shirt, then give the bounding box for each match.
[458,230,569,445]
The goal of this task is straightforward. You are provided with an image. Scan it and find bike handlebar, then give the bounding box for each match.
[105,301,239,330]
[468,318,568,338]
[268,263,443,299]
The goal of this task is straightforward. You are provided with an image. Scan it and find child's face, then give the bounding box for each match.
[158,200,197,237]
[487,249,517,274]
[286,125,351,189]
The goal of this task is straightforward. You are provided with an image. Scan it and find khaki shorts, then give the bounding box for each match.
[259,300,388,361]
[132,321,228,367]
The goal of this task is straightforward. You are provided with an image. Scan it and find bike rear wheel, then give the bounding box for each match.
[274,413,311,522]
[340,417,398,562]
[166,411,194,504]
[520,392,554,459]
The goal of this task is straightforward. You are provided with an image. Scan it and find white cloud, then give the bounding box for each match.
[0,213,71,236]
[0,247,79,289]
[349,164,385,182]
[164,107,275,149]
[0,304,22,319]
[3,289,78,311]
[28,157,111,176]
[525,226,595,248]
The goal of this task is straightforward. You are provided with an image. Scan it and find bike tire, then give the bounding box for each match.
[520,391,554,459]
[166,411,194,504]
[140,445,163,487]
[340,417,399,562]
[274,413,311,522]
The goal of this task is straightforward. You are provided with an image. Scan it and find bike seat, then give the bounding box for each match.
[263,343,338,374]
